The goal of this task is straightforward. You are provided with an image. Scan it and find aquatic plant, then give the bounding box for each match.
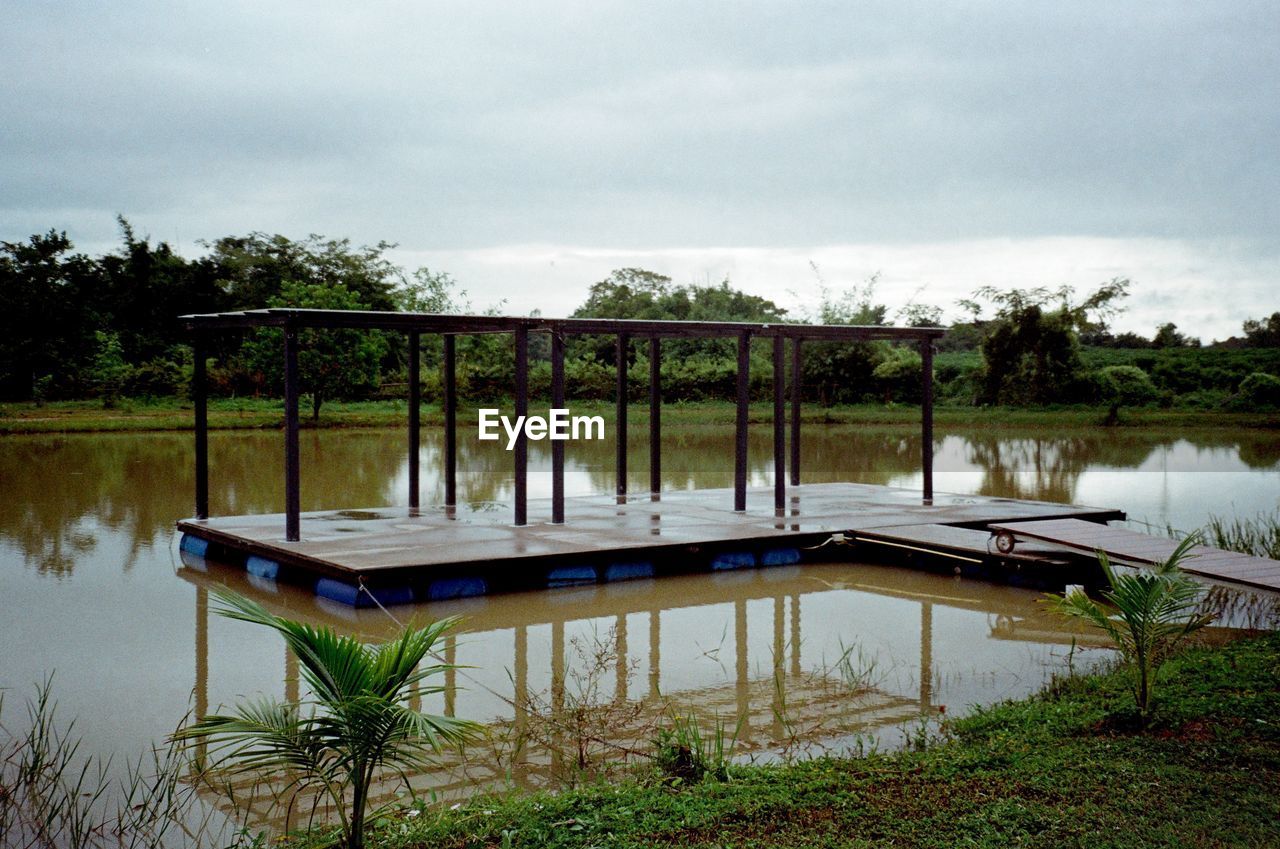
[0,676,228,849]
[176,591,477,849]
[652,710,739,785]
[1047,535,1211,725]
[832,639,883,693]
[1202,510,1280,560]
[493,624,655,789]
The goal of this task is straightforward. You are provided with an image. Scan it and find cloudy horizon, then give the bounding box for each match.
[4,1,1277,340]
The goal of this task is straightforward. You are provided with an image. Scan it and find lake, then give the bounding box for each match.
[1,423,1277,829]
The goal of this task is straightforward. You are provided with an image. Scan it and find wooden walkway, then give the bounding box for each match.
[987,518,1280,592]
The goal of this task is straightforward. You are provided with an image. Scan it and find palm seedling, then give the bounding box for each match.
[175,590,478,849]
[1048,534,1213,725]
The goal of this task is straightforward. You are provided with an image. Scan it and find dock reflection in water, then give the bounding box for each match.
[180,553,1111,823]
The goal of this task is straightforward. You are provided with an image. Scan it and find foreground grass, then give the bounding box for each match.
[283,632,1279,849]
[2,397,1277,434]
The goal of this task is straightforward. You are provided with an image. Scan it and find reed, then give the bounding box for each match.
[0,677,231,848]
[1201,510,1280,560]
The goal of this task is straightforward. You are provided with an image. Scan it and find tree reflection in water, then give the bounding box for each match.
[2,425,1277,575]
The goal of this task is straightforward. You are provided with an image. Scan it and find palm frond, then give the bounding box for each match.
[175,698,329,780]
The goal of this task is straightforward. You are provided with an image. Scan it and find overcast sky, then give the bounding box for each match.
[3,1,1277,339]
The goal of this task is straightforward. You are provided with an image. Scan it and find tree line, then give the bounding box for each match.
[2,222,1278,416]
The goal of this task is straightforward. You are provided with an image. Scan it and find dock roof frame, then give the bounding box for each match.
[183,308,944,541]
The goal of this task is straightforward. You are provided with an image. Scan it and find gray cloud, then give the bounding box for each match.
[2,1,1277,317]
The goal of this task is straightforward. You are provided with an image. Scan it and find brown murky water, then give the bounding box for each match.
[2,424,1278,830]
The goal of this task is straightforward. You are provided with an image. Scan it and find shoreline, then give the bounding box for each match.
[3,399,1277,435]
[284,631,1279,848]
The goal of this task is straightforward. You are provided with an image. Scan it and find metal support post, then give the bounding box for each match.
[616,333,629,500]
[514,325,528,525]
[649,336,661,498]
[443,335,457,507]
[551,330,566,523]
[193,333,208,519]
[408,331,420,510]
[283,322,301,541]
[735,330,751,511]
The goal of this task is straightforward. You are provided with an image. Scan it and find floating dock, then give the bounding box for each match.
[178,482,1132,605]
[176,308,1280,606]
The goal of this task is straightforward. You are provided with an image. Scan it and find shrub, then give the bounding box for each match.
[89,330,132,406]
[125,357,183,397]
[1095,364,1157,423]
[872,346,923,403]
[1234,371,1280,409]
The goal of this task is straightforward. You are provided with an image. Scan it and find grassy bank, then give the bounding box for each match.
[2,398,1277,434]
[290,632,1279,849]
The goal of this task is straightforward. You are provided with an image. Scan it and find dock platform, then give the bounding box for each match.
[178,482,1129,605]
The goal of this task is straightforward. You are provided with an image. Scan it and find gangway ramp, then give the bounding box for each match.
[987,518,1280,593]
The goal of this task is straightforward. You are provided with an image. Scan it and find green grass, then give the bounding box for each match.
[2,397,1277,434]
[283,632,1280,849]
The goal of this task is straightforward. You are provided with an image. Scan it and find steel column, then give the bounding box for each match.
[649,336,661,499]
[443,335,457,507]
[790,338,801,487]
[616,333,629,500]
[283,322,301,541]
[773,335,785,511]
[551,331,566,523]
[193,333,208,519]
[920,338,934,503]
[734,330,750,511]
[514,326,528,525]
[408,331,420,510]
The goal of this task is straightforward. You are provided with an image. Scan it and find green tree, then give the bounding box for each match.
[872,345,923,403]
[1152,322,1196,349]
[809,266,888,326]
[0,231,102,399]
[799,267,891,404]
[1242,312,1280,347]
[573,267,674,322]
[176,591,477,849]
[897,301,944,328]
[205,233,402,311]
[241,281,389,419]
[88,331,131,406]
[1048,536,1211,726]
[1096,364,1158,424]
[571,268,786,368]
[394,267,468,315]
[98,217,228,365]
[968,279,1129,405]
